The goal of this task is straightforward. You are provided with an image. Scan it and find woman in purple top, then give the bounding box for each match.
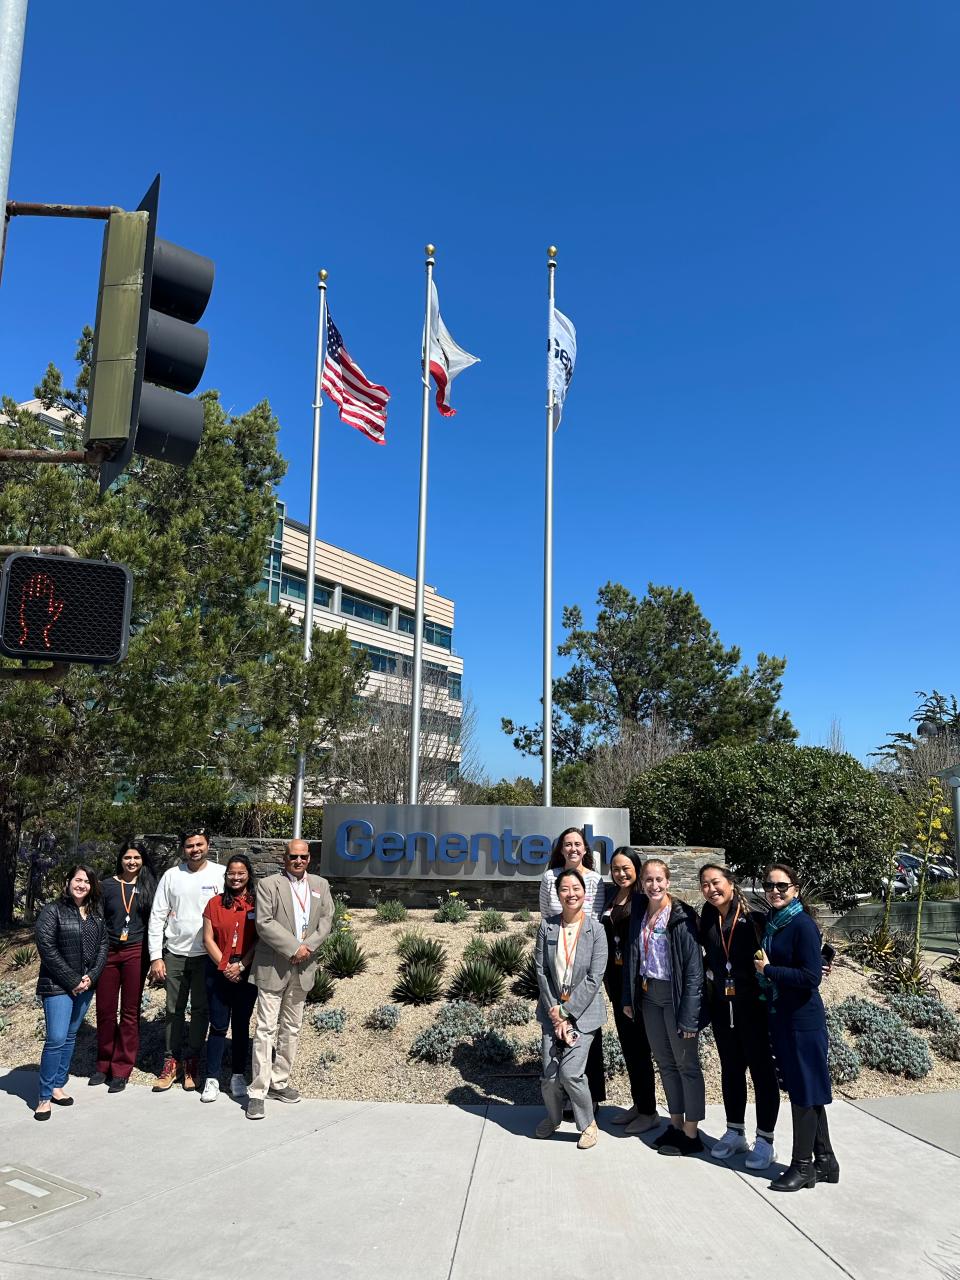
[622,858,705,1156]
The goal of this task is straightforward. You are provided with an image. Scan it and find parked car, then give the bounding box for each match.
[897,852,954,883]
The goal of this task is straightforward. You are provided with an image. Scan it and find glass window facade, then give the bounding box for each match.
[424,620,453,650]
[352,642,399,674]
[280,569,331,608]
[447,672,462,701]
[398,612,415,634]
[341,592,390,627]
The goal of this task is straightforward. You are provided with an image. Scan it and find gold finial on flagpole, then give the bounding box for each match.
[548,245,558,261]
[425,243,436,260]
[319,268,328,282]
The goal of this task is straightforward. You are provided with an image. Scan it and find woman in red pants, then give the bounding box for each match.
[92,842,157,1092]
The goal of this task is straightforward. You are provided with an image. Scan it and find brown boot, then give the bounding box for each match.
[182,1058,199,1092]
[152,1057,179,1092]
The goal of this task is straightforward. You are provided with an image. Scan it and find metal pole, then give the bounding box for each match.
[543,246,557,807]
[408,244,435,804]
[292,269,328,838]
[0,0,27,281]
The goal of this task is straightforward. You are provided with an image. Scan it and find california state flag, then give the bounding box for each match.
[425,282,479,417]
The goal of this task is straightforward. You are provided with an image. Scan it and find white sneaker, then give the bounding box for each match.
[200,1077,220,1104]
[745,1136,776,1169]
[711,1128,749,1160]
[229,1074,248,1099]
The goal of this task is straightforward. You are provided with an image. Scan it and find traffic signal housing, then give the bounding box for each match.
[0,553,132,665]
[85,175,214,492]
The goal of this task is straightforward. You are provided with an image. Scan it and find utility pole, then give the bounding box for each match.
[0,0,28,280]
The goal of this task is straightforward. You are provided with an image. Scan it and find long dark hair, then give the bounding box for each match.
[549,827,595,871]
[609,846,643,897]
[698,862,763,944]
[59,863,102,914]
[555,868,586,892]
[114,840,158,914]
[222,855,255,908]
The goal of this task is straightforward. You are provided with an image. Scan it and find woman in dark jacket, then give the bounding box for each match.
[600,848,659,1134]
[623,858,705,1156]
[754,861,838,1192]
[92,842,157,1092]
[34,864,108,1121]
[699,863,780,1169]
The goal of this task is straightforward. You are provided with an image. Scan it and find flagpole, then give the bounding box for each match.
[408,244,435,805]
[292,268,328,839]
[542,245,557,807]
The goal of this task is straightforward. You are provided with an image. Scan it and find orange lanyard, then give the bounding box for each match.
[718,903,741,968]
[290,877,309,914]
[118,878,136,917]
[561,916,583,971]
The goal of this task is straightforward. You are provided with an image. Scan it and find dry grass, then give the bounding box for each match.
[3,911,958,1106]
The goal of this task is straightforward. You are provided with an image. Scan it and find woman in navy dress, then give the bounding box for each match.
[754,861,839,1192]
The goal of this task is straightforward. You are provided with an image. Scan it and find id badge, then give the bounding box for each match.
[559,987,571,1003]
[725,979,736,998]
[119,928,129,943]
[642,977,648,993]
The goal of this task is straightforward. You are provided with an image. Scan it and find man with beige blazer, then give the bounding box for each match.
[246,839,333,1119]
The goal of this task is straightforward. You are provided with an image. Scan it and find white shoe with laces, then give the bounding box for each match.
[745,1136,776,1169]
[711,1127,749,1160]
[200,1078,220,1104]
[229,1074,248,1099]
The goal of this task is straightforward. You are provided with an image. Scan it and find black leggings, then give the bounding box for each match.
[711,998,780,1135]
[612,998,657,1114]
[791,1103,834,1163]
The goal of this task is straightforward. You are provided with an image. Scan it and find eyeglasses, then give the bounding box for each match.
[287,854,309,862]
[763,881,793,893]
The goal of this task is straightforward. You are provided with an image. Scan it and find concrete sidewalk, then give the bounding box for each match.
[0,1068,957,1280]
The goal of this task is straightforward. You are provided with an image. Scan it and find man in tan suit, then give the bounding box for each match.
[246,839,333,1119]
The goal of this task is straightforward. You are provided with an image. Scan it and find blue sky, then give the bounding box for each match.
[3,2,958,781]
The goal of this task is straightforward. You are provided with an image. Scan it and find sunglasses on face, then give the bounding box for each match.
[763,881,794,893]
[287,854,309,862]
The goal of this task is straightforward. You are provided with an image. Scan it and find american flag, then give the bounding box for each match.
[321,313,390,445]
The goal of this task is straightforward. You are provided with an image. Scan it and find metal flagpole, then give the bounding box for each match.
[0,0,29,283]
[408,244,436,804]
[543,246,557,807]
[292,268,328,838]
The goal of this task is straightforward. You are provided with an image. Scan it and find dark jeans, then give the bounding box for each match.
[711,997,780,1135]
[163,951,209,1059]
[204,960,257,1079]
[95,942,147,1080]
[39,990,93,1100]
[612,998,657,1114]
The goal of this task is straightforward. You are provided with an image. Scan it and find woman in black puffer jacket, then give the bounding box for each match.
[34,864,107,1122]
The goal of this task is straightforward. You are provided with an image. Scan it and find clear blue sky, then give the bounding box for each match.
[3,2,958,781]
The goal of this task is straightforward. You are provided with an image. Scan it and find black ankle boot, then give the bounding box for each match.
[769,1160,816,1192]
[814,1154,840,1184]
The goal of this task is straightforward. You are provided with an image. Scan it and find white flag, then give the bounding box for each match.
[548,307,577,430]
[426,281,480,417]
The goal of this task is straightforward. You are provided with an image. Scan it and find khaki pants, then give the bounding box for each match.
[249,979,307,1099]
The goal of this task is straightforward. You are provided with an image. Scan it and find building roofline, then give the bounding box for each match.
[282,514,444,600]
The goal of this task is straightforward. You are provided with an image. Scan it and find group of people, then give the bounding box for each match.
[33,830,333,1123]
[33,823,839,1192]
[534,827,838,1193]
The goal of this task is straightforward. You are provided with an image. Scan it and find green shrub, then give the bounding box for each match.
[603,1034,626,1078]
[409,1023,460,1064]
[395,927,427,960]
[524,922,540,940]
[931,1023,960,1061]
[869,955,937,997]
[513,953,540,1001]
[923,878,959,900]
[462,936,490,963]
[831,997,900,1037]
[398,937,448,973]
[941,952,960,986]
[365,1004,401,1032]
[475,909,508,934]
[512,908,531,922]
[858,1025,932,1079]
[487,997,532,1029]
[448,959,506,1006]
[888,993,958,1032]
[0,980,23,1009]
[436,1000,487,1038]
[310,1006,347,1033]
[434,891,469,924]
[374,899,408,923]
[828,1037,862,1085]
[487,935,527,977]
[332,893,351,931]
[325,932,368,979]
[11,946,36,970]
[313,1047,339,1070]
[845,925,909,972]
[392,960,444,1006]
[306,967,335,1005]
[471,1029,520,1066]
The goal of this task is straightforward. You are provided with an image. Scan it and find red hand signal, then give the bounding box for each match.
[18,573,65,650]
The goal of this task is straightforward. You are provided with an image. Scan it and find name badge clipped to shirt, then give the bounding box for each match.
[247,910,255,920]
[311,890,323,898]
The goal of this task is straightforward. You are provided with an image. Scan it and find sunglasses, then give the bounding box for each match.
[763,881,794,893]
[287,854,309,862]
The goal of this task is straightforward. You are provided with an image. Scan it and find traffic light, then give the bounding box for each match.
[0,553,132,665]
[84,175,214,492]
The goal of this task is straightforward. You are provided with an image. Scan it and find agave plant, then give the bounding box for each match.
[447,959,505,1007]
[399,937,448,973]
[394,926,427,960]
[306,967,336,1004]
[487,935,527,977]
[325,932,368,979]
[392,959,444,1006]
[512,952,540,1001]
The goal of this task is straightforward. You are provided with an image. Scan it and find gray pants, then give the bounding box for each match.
[641,978,705,1122]
[540,1028,596,1131]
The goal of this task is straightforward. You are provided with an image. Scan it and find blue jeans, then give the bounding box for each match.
[39,990,94,1101]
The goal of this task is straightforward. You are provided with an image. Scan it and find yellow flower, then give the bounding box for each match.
[449,891,460,898]
[932,819,942,830]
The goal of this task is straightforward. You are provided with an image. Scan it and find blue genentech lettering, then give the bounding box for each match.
[335,820,613,867]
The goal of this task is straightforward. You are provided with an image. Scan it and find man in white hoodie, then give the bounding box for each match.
[147,829,225,1092]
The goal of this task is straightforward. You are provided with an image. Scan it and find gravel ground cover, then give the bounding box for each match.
[3,908,958,1106]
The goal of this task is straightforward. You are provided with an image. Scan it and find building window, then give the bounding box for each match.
[260,549,282,605]
[398,611,415,634]
[352,642,399,674]
[280,569,331,608]
[424,620,453,650]
[448,672,462,701]
[341,592,391,627]
[445,763,460,785]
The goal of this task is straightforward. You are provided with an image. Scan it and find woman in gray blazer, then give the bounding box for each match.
[533,868,608,1150]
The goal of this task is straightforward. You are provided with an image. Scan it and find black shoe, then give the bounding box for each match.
[108,1077,127,1094]
[50,1095,74,1107]
[659,1131,704,1157]
[814,1155,840,1184]
[653,1125,682,1148]
[34,1107,51,1121]
[88,1072,108,1087]
[769,1160,816,1192]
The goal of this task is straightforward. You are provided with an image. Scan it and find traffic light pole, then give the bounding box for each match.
[0,543,75,683]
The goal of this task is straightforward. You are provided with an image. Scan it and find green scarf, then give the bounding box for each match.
[757,899,804,1004]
